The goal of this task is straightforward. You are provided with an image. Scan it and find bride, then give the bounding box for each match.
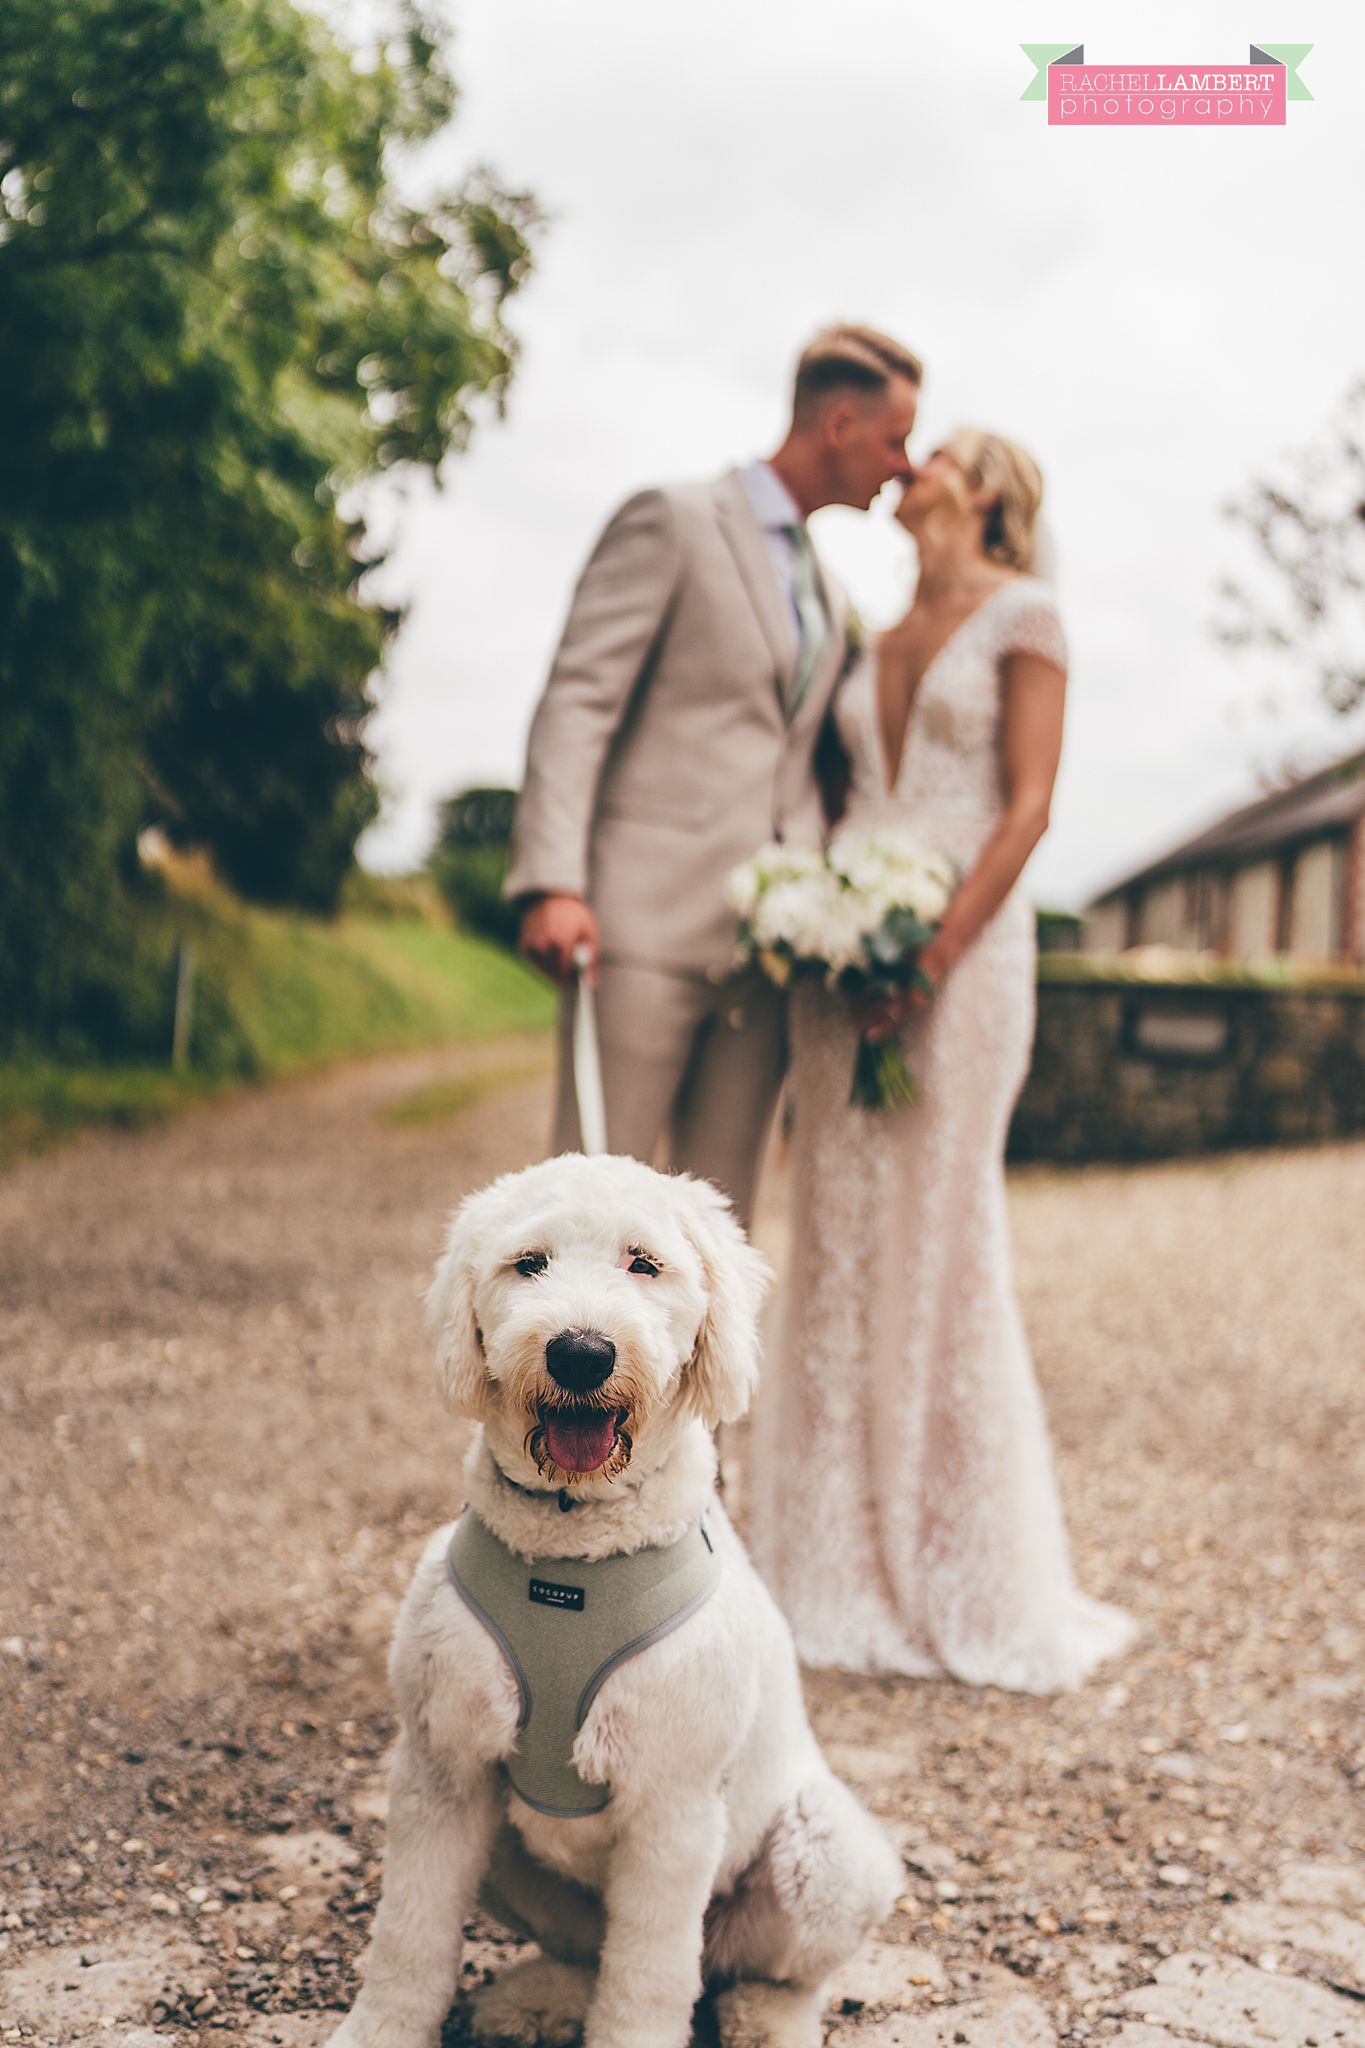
[751,428,1136,1692]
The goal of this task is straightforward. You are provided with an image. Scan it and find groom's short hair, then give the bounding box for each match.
[792,325,923,423]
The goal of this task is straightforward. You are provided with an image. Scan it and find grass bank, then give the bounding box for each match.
[0,862,554,1166]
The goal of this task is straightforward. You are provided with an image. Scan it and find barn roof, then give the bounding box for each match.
[1090,746,1365,905]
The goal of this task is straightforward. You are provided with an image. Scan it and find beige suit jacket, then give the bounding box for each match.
[504,468,852,977]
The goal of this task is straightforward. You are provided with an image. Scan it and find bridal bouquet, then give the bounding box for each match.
[725,830,955,1110]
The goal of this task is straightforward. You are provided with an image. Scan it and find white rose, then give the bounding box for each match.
[836,830,955,927]
[827,832,889,891]
[751,842,820,884]
[888,871,953,924]
[878,826,937,866]
[751,878,819,953]
[802,885,868,972]
[725,860,760,920]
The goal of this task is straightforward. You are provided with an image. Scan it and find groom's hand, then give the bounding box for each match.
[519,893,601,987]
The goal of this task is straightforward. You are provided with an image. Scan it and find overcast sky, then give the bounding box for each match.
[354,0,1364,909]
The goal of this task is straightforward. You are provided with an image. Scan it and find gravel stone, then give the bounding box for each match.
[1116,1949,1365,2046]
[1277,1865,1365,1911]
[0,1930,211,2031]
[1220,1901,1365,1982]
[824,1938,949,2012]
[834,1991,1056,2044]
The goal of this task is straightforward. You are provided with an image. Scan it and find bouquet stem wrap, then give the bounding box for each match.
[851,1033,919,1111]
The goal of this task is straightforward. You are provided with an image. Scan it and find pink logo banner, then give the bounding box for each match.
[1049,65,1287,125]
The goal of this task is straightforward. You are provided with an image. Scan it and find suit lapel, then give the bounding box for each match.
[713,470,799,705]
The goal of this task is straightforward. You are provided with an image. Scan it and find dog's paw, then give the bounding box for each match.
[469,1957,593,2048]
[712,1981,821,2048]
[325,2013,438,2048]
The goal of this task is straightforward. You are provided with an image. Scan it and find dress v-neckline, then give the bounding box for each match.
[872,577,1020,796]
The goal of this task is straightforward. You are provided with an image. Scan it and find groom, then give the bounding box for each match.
[504,324,922,1226]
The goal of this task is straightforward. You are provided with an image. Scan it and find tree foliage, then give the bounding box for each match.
[429,783,520,948]
[1218,379,1365,717]
[435,784,519,848]
[0,0,538,1047]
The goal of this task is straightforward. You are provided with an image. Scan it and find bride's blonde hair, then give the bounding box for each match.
[945,428,1045,574]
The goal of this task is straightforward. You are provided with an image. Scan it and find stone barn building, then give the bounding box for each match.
[1084,746,1365,965]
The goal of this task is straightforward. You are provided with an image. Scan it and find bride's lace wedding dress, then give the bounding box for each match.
[751,575,1136,1692]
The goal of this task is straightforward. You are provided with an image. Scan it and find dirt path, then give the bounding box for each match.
[2,1046,1362,2048]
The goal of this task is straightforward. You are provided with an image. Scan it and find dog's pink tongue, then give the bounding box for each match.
[545,1410,618,1475]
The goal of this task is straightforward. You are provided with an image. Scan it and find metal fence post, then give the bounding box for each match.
[172,940,195,1071]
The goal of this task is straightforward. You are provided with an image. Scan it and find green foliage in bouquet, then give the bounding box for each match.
[859,903,937,976]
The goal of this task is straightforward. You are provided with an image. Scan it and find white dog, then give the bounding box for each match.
[328,1153,901,2048]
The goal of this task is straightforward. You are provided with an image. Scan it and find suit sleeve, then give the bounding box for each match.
[503,488,683,904]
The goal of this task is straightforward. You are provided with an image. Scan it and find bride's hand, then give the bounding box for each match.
[904,940,952,1013]
[851,989,909,1043]
[852,945,952,1039]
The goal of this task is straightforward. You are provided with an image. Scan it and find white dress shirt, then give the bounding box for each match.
[739,458,806,641]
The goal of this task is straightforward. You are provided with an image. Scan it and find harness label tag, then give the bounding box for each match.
[528,1577,585,1611]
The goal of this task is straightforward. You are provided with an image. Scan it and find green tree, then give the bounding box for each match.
[0,0,537,1047]
[429,784,521,949]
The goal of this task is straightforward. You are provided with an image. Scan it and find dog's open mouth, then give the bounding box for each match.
[531,1403,632,1480]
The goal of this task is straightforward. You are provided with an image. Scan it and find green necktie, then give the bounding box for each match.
[785,523,831,720]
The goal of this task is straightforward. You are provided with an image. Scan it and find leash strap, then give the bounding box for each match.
[571,942,607,1156]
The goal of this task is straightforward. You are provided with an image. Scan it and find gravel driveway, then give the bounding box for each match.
[2,1043,1362,2048]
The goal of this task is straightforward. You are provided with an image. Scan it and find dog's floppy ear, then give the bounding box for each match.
[425,1192,491,1420]
[675,1174,773,1428]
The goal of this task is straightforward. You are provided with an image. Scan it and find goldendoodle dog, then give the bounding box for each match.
[327,1152,900,2048]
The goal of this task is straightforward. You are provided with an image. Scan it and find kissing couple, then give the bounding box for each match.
[505,324,1134,1693]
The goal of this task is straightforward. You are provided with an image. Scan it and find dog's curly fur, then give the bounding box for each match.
[327,1154,901,2048]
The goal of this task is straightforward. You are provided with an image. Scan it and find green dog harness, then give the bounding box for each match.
[445,1509,721,1817]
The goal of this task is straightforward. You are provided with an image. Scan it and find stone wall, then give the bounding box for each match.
[1009,967,1365,1162]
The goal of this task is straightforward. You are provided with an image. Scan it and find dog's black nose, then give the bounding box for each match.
[544,1329,616,1392]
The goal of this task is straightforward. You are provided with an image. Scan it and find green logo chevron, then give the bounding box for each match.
[1020,43,1082,100]
[1251,43,1314,99]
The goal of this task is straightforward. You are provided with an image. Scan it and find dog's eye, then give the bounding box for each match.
[626,1250,660,1277]
[514,1252,548,1278]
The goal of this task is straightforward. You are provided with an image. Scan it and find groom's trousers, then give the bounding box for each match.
[550,960,786,1231]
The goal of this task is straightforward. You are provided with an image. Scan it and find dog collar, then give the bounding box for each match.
[492,1466,589,1514]
[489,1458,645,1515]
[445,1509,720,1818]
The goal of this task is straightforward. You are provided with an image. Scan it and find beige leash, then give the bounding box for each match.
[571,942,608,1155]
[572,943,732,1498]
